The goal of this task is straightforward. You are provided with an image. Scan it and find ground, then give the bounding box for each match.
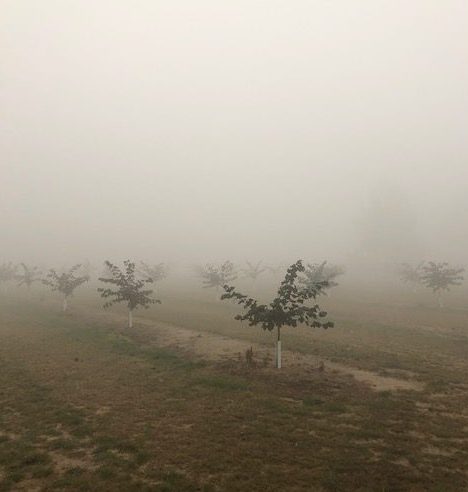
[1,283,468,491]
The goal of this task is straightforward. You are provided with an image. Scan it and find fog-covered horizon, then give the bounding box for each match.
[2,1,467,266]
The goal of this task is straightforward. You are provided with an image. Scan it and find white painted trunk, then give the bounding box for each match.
[128,309,133,328]
[62,297,68,312]
[275,340,282,369]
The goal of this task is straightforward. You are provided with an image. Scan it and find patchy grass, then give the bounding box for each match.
[1,294,468,490]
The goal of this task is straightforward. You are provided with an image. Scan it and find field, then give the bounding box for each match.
[1,278,468,491]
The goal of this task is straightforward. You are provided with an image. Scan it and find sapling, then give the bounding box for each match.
[299,261,345,296]
[43,265,89,312]
[17,263,42,289]
[197,261,237,299]
[98,260,160,328]
[222,260,333,368]
[420,262,464,308]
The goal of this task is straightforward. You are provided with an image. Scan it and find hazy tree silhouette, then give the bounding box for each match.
[80,260,96,279]
[222,260,333,368]
[399,262,425,291]
[98,260,160,328]
[420,262,464,308]
[43,265,89,312]
[299,261,345,296]
[17,263,42,289]
[197,261,237,298]
[138,262,167,283]
[0,262,17,292]
[265,264,286,275]
[241,261,267,281]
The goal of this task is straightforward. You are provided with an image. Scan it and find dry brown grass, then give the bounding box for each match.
[1,288,468,490]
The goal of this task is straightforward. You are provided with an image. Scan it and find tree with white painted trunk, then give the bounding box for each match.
[221,260,333,369]
[17,263,42,289]
[419,262,464,308]
[98,260,159,328]
[0,262,17,293]
[43,265,89,312]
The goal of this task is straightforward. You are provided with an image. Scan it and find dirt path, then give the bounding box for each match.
[131,317,424,392]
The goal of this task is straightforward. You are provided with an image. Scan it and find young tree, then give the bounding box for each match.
[241,261,267,281]
[0,262,17,292]
[420,262,464,308]
[138,262,167,283]
[222,260,333,368]
[43,265,89,312]
[98,260,160,328]
[17,263,42,289]
[197,261,237,297]
[299,261,345,296]
[399,262,424,291]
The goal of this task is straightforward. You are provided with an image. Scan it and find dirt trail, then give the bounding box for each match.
[133,317,424,392]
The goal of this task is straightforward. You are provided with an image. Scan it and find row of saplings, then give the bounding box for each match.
[0,260,341,368]
[0,259,465,368]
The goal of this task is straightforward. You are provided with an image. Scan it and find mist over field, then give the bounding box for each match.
[2,1,467,268]
[4,3,468,491]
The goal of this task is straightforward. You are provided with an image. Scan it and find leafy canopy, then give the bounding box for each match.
[420,262,464,293]
[98,260,160,310]
[43,265,89,297]
[221,260,333,331]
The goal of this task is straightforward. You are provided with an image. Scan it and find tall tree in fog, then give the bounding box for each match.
[17,263,42,289]
[98,260,160,328]
[420,262,464,308]
[43,265,89,312]
[299,261,345,296]
[197,261,237,298]
[0,262,17,292]
[222,260,333,369]
[241,261,267,281]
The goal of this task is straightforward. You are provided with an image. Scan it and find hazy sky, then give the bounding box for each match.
[2,1,467,265]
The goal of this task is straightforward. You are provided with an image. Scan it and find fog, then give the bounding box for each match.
[2,1,467,267]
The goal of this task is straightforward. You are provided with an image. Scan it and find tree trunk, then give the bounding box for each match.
[62,297,68,312]
[128,309,133,329]
[275,326,282,369]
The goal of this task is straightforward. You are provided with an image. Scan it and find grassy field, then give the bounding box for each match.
[1,282,468,491]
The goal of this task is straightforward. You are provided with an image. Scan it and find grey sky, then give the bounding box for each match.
[2,1,467,265]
